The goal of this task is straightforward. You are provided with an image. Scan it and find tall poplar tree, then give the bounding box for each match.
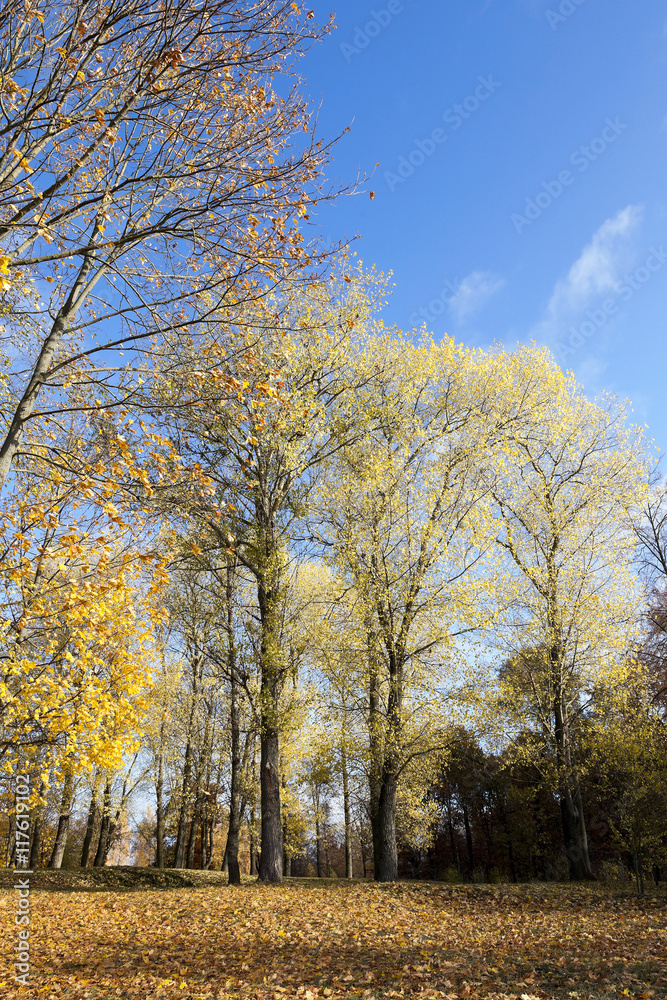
[487,347,649,880]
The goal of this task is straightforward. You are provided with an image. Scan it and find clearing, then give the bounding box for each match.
[0,873,665,1000]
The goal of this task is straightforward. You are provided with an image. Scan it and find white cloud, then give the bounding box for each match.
[448,270,505,321]
[532,204,642,342]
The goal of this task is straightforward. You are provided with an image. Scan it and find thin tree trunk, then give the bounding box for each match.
[155,709,168,869]
[7,809,15,867]
[186,699,214,868]
[314,786,322,878]
[325,822,331,878]
[462,800,474,878]
[226,557,242,885]
[201,801,208,870]
[29,781,45,869]
[155,750,165,868]
[633,831,645,895]
[48,773,74,869]
[360,829,368,878]
[367,618,382,875]
[186,771,203,869]
[249,802,257,876]
[207,810,215,869]
[341,742,353,879]
[174,741,194,867]
[80,771,101,867]
[174,656,202,868]
[446,794,460,873]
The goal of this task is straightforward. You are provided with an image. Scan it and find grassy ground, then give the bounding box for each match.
[0,871,665,1000]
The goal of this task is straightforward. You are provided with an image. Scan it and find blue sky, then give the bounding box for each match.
[300,0,667,451]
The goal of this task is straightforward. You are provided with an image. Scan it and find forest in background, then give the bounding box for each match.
[0,0,666,891]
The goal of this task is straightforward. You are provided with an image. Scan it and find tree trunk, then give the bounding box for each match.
[187,698,214,869]
[372,643,403,883]
[207,810,215,869]
[258,724,282,882]
[341,743,353,878]
[554,685,594,881]
[367,618,382,876]
[374,774,398,881]
[462,800,474,878]
[48,773,74,869]
[249,803,257,876]
[186,792,202,869]
[632,830,644,894]
[174,659,201,868]
[6,809,15,867]
[29,784,45,869]
[93,778,112,867]
[314,787,322,878]
[360,832,368,878]
[174,744,194,867]
[103,806,122,866]
[201,802,208,870]
[256,562,284,884]
[226,557,242,885]
[155,751,165,868]
[80,771,100,867]
[559,784,594,880]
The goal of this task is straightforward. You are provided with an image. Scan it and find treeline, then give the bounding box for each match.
[0,2,666,888]
[3,713,665,892]
[2,327,666,886]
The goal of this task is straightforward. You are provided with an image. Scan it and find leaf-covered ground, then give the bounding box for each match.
[1,875,665,1000]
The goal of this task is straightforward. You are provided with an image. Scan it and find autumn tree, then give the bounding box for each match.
[0,0,338,487]
[311,333,501,881]
[486,349,650,880]
[147,268,383,882]
[0,452,163,778]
